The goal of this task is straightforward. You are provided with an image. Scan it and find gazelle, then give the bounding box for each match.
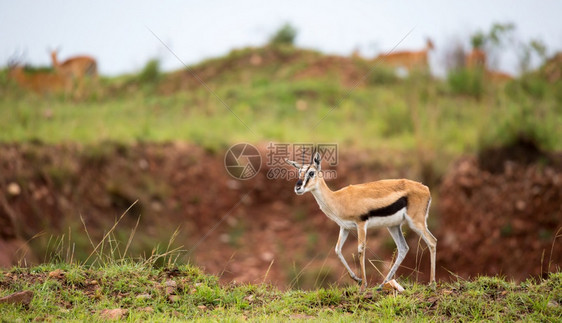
[465,48,487,70]
[376,38,434,73]
[465,49,513,83]
[8,63,70,95]
[50,50,98,97]
[50,50,98,80]
[286,153,436,292]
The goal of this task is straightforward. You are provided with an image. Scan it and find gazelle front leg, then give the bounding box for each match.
[356,221,368,292]
[335,227,362,284]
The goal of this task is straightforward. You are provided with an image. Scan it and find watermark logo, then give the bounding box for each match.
[225,142,339,180]
[224,143,262,180]
[266,143,338,180]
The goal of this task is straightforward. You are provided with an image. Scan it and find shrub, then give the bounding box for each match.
[138,59,161,84]
[478,102,557,156]
[269,23,297,46]
[447,68,485,99]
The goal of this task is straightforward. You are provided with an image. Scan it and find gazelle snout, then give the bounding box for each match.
[294,179,305,195]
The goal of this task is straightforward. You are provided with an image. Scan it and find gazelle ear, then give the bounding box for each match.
[285,159,301,169]
[313,152,321,170]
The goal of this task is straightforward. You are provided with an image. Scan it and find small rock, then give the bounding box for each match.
[139,306,154,313]
[164,280,177,295]
[151,201,163,212]
[296,99,308,111]
[260,252,274,262]
[227,180,241,190]
[0,290,34,307]
[362,292,374,299]
[168,295,180,303]
[197,305,207,310]
[427,296,439,308]
[136,293,152,300]
[48,269,65,279]
[138,159,149,170]
[219,233,230,243]
[7,183,21,196]
[290,314,315,319]
[165,280,177,287]
[100,308,128,320]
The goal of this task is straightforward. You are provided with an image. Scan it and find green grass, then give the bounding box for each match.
[1,262,561,321]
[1,46,561,158]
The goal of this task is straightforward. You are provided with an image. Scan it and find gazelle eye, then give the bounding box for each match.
[308,171,315,178]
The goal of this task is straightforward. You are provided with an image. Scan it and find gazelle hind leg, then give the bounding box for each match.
[407,219,437,283]
[421,228,437,283]
[383,224,409,285]
[356,222,368,292]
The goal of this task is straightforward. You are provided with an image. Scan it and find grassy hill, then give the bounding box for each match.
[1,262,561,321]
[1,45,561,157]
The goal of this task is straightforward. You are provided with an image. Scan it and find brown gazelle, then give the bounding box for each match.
[50,50,97,79]
[465,48,487,70]
[465,49,513,83]
[376,38,434,72]
[8,63,70,95]
[286,153,436,292]
[50,50,97,96]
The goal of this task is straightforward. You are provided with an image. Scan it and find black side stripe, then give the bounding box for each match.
[359,196,408,221]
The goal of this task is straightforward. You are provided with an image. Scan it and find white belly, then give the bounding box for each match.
[324,208,406,230]
[365,208,406,229]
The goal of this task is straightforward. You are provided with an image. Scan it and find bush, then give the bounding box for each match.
[478,102,556,154]
[447,68,485,99]
[138,59,161,84]
[268,23,297,46]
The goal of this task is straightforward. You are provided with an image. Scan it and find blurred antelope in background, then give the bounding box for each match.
[376,38,434,74]
[8,60,70,95]
[286,153,437,292]
[465,48,513,83]
[465,48,487,70]
[50,49,98,97]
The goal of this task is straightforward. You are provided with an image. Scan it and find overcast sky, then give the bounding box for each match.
[1,0,561,76]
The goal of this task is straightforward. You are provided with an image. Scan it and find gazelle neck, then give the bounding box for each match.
[51,52,60,68]
[310,174,337,213]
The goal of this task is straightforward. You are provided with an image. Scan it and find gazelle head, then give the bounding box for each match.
[426,38,435,51]
[285,152,322,195]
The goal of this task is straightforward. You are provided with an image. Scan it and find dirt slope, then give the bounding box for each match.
[1,142,560,288]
